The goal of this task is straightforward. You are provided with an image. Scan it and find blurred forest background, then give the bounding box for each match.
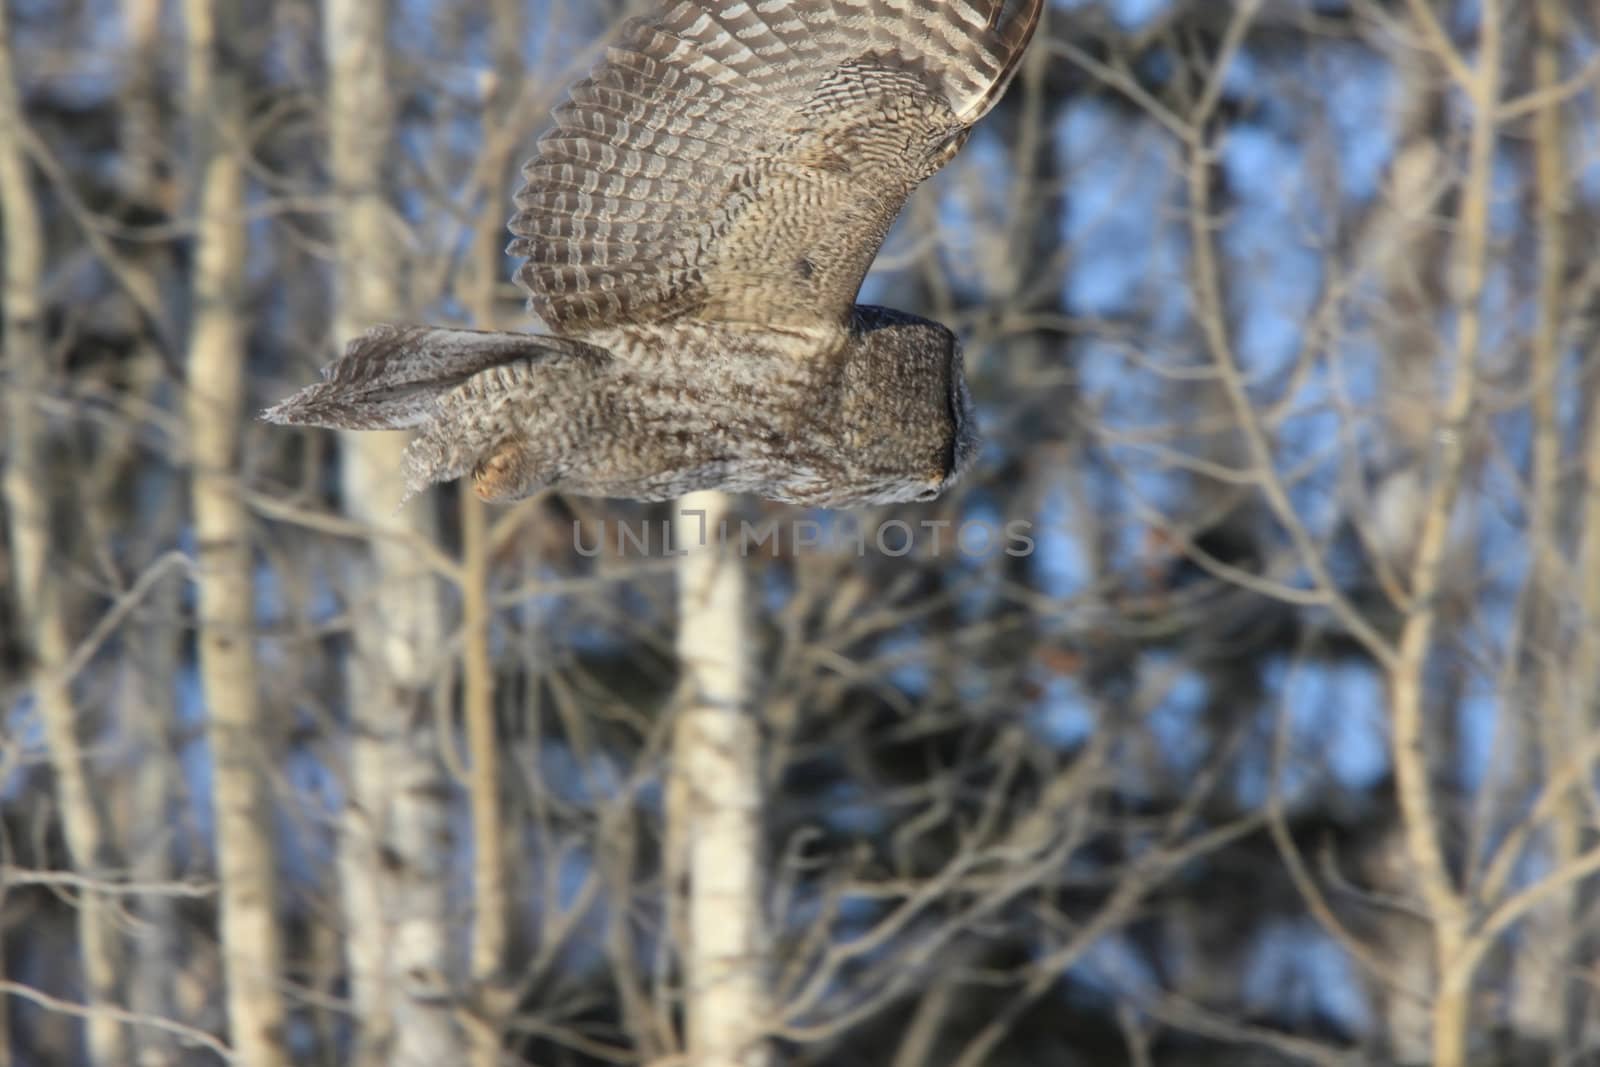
[3,0,1600,1064]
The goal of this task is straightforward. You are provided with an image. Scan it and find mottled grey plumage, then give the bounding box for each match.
[264,0,1041,508]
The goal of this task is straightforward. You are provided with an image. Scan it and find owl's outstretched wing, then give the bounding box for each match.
[510,0,1042,334]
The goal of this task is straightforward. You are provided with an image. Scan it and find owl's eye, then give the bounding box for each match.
[917,487,941,502]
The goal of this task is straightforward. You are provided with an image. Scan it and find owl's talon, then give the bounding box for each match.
[473,439,531,502]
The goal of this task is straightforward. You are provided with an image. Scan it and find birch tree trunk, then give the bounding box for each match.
[324,3,458,1063]
[120,3,185,1062]
[183,0,290,1062]
[462,6,521,1060]
[670,492,770,1067]
[0,10,129,1064]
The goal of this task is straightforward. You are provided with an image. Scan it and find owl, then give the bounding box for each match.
[265,0,1042,508]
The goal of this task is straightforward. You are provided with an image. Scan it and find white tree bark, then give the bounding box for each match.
[462,8,520,1059]
[182,0,291,1062]
[670,492,770,1067]
[0,9,128,1064]
[119,3,184,1062]
[324,2,458,1063]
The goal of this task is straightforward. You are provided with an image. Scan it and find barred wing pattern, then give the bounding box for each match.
[509,0,1042,334]
[260,326,607,430]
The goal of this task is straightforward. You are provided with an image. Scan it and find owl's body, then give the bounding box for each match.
[265,0,1040,507]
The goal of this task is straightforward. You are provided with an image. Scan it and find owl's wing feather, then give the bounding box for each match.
[509,0,1041,334]
[261,325,609,430]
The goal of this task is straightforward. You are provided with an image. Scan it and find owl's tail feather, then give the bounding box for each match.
[262,324,582,431]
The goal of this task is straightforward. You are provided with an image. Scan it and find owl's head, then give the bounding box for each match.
[806,306,980,508]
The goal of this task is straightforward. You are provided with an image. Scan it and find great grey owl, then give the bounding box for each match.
[265,0,1043,508]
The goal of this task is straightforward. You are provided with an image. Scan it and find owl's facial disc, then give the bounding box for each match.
[829,307,981,507]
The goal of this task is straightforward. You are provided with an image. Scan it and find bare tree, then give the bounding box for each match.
[670,491,770,1067]
[183,0,290,1062]
[10,3,1600,1065]
[117,4,185,1062]
[324,1,458,1062]
[462,5,522,1060]
[1384,5,1499,1065]
[0,7,127,1064]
